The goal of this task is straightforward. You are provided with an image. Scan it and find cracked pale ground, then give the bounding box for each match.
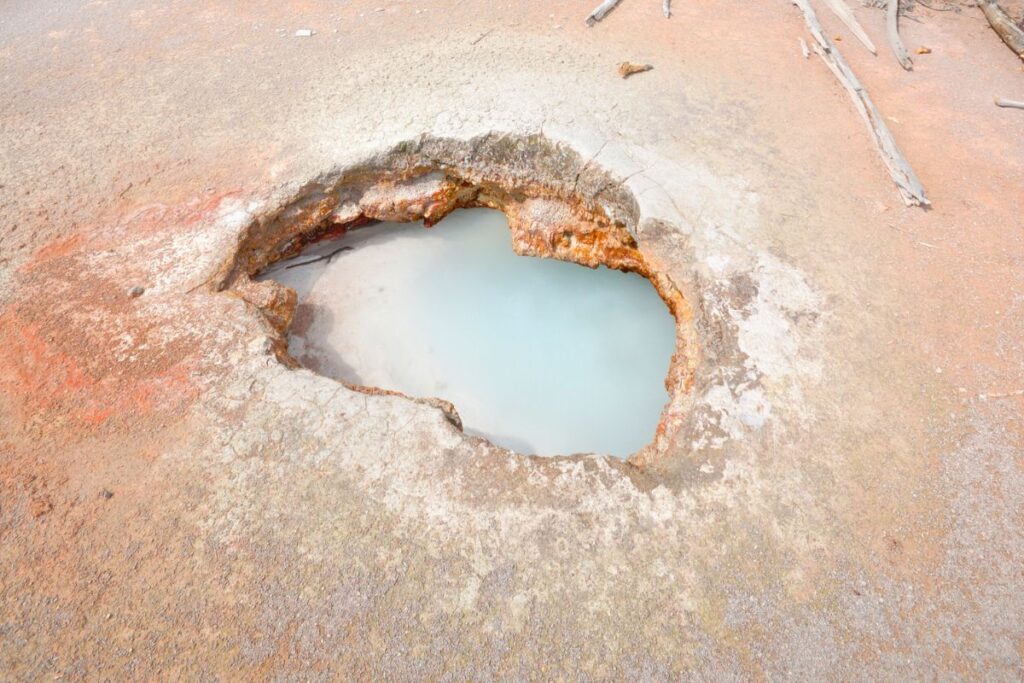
[1,0,1023,679]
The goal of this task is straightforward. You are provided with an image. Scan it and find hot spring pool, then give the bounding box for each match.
[260,208,677,458]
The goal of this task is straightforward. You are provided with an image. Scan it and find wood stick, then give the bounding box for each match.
[887,0,914,70]
[800,37,810,58]
[981,388,1024,399]
[663,0,671,18]
[995,97,1024,109]
[284,246,353,269]
[821,0,877,54]
[978,0,1024,60]
[793,0,929,206]
[585,0,623,25]
[470,28,493,45]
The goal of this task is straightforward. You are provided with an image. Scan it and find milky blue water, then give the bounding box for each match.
[263,209,676,457]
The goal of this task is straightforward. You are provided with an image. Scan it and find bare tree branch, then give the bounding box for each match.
[978,0,1024,60]
[887,0,914,69]
[821,0,877,54]
[995,96,1024,109]
[586,0,624,26]
[793,0,929,206]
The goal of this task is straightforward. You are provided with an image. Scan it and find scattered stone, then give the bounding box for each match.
[618,62,653,78]
[916,45,932,54]
[294,29,314,37]
[128,285,145,298]
[100,489,114,500]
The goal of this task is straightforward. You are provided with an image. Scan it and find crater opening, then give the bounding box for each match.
[222,134,698,463]
[257,208,676,457]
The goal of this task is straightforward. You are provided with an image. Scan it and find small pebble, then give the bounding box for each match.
[100,489,114,500]
[128,285,145,298]
[294,28,314,37]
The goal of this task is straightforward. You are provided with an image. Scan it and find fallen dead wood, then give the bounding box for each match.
[470,28,493,45]
[619,62,653,78]
[981,388,1024,399]
[586,0,623,25]
[887,0,914,69]
[284,245,353,269]
[663,0,671,18]
[978,0,1024,60]
[793,0,929,206]
[995,96,1024,109]
[821,0,877,54]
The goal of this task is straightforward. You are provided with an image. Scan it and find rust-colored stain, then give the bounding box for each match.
[0,193,238,433]
[0,307,198,431]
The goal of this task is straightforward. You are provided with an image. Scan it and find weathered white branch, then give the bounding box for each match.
[663,0,671,18]
[821,0,877,54]
[586,0,624,25]
[995,97,1024,109]
[793,0,929,206]
[887,0,914,70]
[979,0,1024,60]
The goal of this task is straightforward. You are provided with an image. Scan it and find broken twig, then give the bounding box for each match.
[663,0,671,18]
[800,37,811,58]
[995,97,1024,109]
[978,0,1024,60]
[887,0,914,69]
[793,0,929,206]
[586,0,623,25]
[821,0,877,54]
[618,62,653,78]
[981,389,1024,399]
[284,246,353,269]
[470,28,493,45]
